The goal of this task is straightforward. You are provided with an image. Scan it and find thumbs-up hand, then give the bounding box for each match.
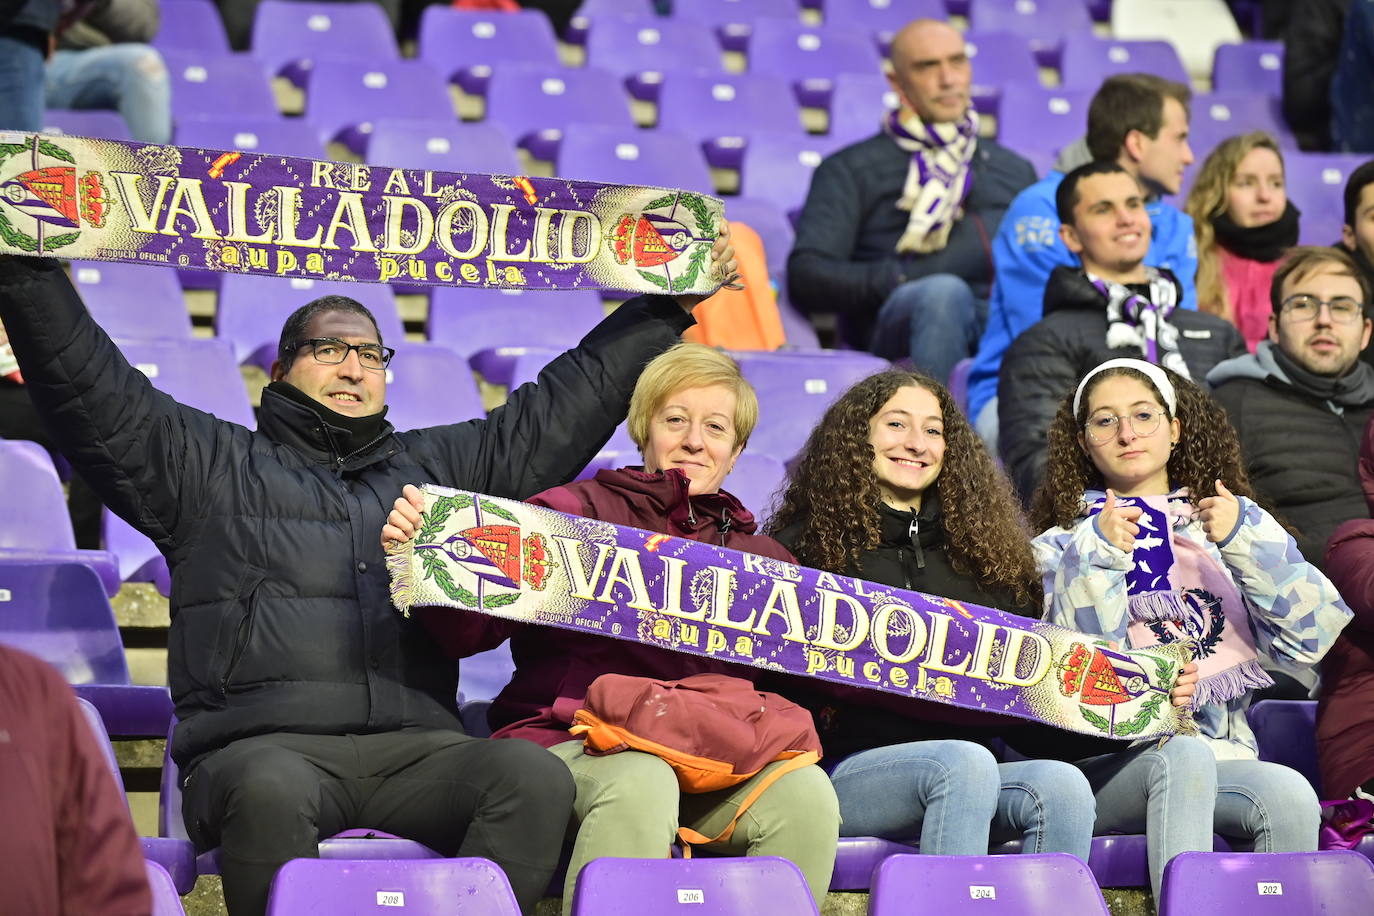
[1097,488,1144,553]
[1198,479,1241,544]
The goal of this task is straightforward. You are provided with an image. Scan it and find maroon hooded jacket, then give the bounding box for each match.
[1318,415,1374,798]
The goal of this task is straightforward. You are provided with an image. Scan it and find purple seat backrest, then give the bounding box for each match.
[747,21,883,86]
[657,72,804,144]
[723,452,787,523]
[216,273,403,368]
[251,0,399,80]
[152,0,229,55]
[1158,850,1374,915]
[42,109,132,142]
[724,198,794,277]
[1212,41,1283,96]
[1285,152,1369,245]
[459,643,516,704]
[585,16,724,79]
[147,861,189,916]
[557,124,715,194]
[484,65,635,156]
[572,856,820,915]
[0,441,76,551]
[304,59,452,147]
[1059,36,1191,91]
[175,116,327,159]
[367,119,518,174]
[738,130,834,223]
[76,696,123,787]
[417,7,561,82]
[968,0,1092,64]
[871,852,1110,915]
[383,343,484,433]
[827,0,946,46]
[827,72,896,150]
[964,30,1041,107]
[429,288,604,362]
[265,858,521,916]
[70,261,193,341]
[162,51,278,121]
[1246,700,1320,792]
[116,337,256,427]
[995,84,1094,167]
[0,562,131,683]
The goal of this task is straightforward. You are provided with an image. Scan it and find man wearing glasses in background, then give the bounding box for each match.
[1209,246,1374,576]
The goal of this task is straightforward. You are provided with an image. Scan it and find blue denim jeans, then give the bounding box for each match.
[45,44,172,143]
[828,740,1095,860]
[868,274,989,385]
[0,34,46,131]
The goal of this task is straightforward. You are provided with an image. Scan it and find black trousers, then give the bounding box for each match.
[182,729,575,916]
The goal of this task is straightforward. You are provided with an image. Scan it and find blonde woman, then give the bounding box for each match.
[1185,132,1300,350]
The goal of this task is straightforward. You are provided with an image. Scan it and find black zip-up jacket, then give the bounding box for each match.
[0,256,692,770]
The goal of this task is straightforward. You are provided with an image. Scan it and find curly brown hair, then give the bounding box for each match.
[1030,365,1257,531]
[767,370,1042,609]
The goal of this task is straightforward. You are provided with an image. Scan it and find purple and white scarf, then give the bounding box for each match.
[882,108,979,254]
[1086,490,1273,707]
[1089,268,1190,379]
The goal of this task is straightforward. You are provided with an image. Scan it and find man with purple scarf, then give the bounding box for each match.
[786,18,1035,384]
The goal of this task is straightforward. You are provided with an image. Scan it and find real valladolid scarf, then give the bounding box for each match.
[1089,267,1191,378]
[883,108,979,254]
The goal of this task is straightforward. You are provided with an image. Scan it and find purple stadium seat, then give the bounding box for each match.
[871,853,1111,914]
[1246,700,1321,793]
[0,444,120,595]
[175,116,327,159]
[725,197,794,279]
[747,21,884,110]
[1158,850,1374,915]
[153,0,230,55]
[215,273,404,369]
[147,861,190,916]
[949,357,974,414]
[459,643,516,705]
[775,288,822,349]
[1059,35,1191,91]
[1285,153,1368,246]
[1212,40,1283,96]
[655,72,805,170]
[733,350,890,461]
[504,347,639,456]
[484,64,636,162]
[557,124,715,195]
[304,59,453,155]
[672,0,799,53]
[827,72,896,151]
[265,858,521,916]
[827,0,947,53]
[1187,91,1293,158]
[723,452,786,522]
[366,119,519,174]
[70,261,193,341]
[417,6,561,96]
[428,286,605,386]
[995,85,1094,171]
[964,30,1043,118]
[571,856,819,916]
[586,16,725,102]
[565,0,655,47]
[383,343,485,432]
[161,51,279,124]
[251,0,399,87]
[738,131,836,224]
[0,561,173,735]
[41,109,132,141]
[968,0,1093,68]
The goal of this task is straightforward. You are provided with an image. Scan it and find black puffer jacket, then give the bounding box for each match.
[998,266,1247,502]
[0,257,691,770]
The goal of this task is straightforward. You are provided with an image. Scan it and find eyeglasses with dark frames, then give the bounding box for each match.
[286,338,395,370]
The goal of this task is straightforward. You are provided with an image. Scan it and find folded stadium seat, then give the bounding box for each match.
[655,71,806,171]
[0,562,174,735]
[1284,153,1370,246]
[994,84,1095,175]
[152,0,230,55]
[1158,850,1374,916]
[483,64,636,163]
[949,357,974,415]
[967,0,1094,69]
[738,130,840,225]
[565,0,656,47]
[215,273,404,370]
[1110,0,1243,83]
[100,337,256,597]
[557,124,715,195]
[827,72,896,151]
[148,861,191,916]
[175,115,327,159]
[250,0,399,88]
[382,343,485,432]
[682,222,786,350]
[732,350,890,462]
[458,642,517,706]
[571,856,820,916]
[722,452,787,523]
[428,286,605,387]
[722,197,794,286]
[366,118,519,174]
[417,6,561,99]
[747,20,884,112]
[42,109,132,142]
[303,59,453,156]
[671,0,801,54]
[0,445,120,595]
[1246,700,1321,792]
[70,262,193,341]
[1212,40,1283,96]
[266,859,521,916]
[585,15,726,103]
[161,51,280,126]
[870,852,1111,915]
[1058,35,1191,91]
[963,30,1043,121]
[827,0,947,55]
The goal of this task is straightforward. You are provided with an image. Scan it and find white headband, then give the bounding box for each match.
[1072,358,1177,416]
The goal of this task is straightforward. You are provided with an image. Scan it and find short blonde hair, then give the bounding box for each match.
[626,343,758,451]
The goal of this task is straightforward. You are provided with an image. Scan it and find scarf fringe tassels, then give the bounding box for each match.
[386,538,417,618]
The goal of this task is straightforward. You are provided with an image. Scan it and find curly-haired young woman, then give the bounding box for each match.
[1031,357,1350,898]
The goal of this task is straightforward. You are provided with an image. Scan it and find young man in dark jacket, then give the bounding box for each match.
[998,161,1244,501]
[786,18,1035,383]
[0,236,733,916]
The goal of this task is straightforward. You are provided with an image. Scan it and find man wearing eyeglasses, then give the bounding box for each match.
[0,232,736,916]
[1209,245,1374,573]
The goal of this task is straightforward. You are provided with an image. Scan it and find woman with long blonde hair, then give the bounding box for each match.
[1185,131,1299,349]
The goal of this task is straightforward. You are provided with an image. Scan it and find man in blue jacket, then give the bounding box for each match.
[787,18,1036,384]
[967,73,1197,438]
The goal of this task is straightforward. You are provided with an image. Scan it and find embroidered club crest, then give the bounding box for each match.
[608,191,717,294]
[0,136,84,253]
[1056,642,1171,736]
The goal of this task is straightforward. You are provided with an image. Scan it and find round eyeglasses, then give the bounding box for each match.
[1083,407,1165,444]
[1279,294,1365,324]
[286,338,395,370]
